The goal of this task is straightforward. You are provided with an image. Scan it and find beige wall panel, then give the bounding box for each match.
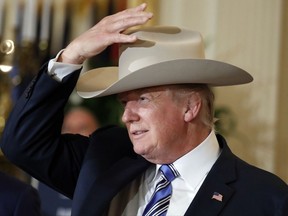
[275,0,288,182]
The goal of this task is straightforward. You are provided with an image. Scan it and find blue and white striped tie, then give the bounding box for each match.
[142,164,180,216]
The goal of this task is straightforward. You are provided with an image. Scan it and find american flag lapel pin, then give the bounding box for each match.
[211,192,223,202]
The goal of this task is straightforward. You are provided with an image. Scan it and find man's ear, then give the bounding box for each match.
[184,93,202,122]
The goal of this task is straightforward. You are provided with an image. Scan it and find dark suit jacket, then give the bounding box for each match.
[0,171,41,216]
[1,64,288,216]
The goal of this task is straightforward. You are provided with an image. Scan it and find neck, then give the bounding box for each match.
[151,127,211,165]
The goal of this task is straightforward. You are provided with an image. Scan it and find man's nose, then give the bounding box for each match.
[121,102,139,123]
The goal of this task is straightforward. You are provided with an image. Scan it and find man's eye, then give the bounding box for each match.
[139,96,149,102]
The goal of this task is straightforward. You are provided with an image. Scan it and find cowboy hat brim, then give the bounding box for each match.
[76,58,253,98]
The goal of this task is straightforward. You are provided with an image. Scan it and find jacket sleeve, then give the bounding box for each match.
[0,62,89,198]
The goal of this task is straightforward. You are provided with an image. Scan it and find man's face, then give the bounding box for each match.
[62,109,98,136]
[118,86,189,164]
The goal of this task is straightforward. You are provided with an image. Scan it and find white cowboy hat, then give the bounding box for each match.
[76,26,253,98]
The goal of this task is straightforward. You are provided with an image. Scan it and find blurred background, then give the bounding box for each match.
[0,0,287,184]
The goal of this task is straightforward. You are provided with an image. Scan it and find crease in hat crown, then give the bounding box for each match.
[118,26,205,78]
[76,26,253,98]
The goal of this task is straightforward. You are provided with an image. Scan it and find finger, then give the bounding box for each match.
[108,9,153,28]
[118,3,147,15]
[106,3,152,26]
[109,14,152,34]
[135,3,148,11]
[110,33,138,44]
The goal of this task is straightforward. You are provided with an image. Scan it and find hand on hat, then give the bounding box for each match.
[59,3,153,65]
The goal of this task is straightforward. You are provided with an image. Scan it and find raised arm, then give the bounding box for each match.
[0,3,152,198]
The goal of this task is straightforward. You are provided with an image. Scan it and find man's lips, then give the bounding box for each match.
[130,129,148,136]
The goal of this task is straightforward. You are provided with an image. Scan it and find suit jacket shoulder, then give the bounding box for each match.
[185,134,288,216]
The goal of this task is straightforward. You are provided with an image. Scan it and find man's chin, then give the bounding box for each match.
[132,142,148,155]
[133,146,145,155]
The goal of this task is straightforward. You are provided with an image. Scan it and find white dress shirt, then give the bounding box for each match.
[48,50,82,81]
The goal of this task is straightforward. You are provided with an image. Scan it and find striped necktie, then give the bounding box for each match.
[142,164,180,216]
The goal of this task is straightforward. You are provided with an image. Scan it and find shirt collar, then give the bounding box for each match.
[150,131,220,189]
[174,131,221,189]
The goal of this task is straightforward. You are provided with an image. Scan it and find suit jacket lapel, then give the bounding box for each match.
[185,135,237,216]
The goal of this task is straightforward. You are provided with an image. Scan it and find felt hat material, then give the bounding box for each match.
[76,26,253,98]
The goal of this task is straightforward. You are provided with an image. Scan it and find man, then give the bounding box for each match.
[0,171,41,216]
[1,3,287,216]
[61,107,99,136]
